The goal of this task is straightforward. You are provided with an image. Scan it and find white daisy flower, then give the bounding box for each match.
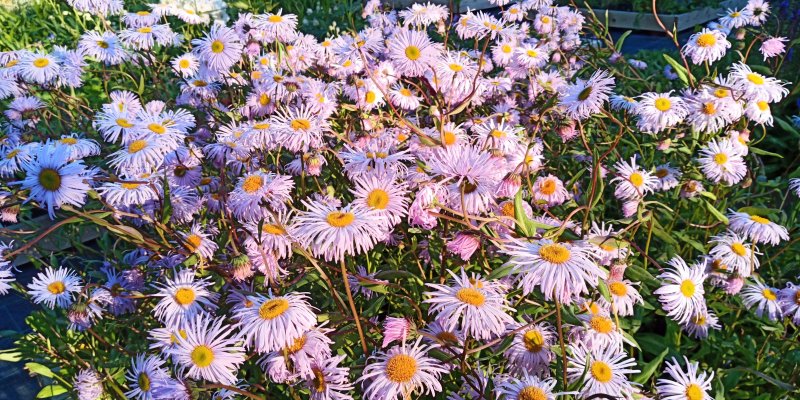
[27,266,83,309]
[681,309,721,339]
[503,321,555,375]
[192,24,243,72]
[567,344,639,399]
[306,354,354,400]
[424,269,515,340]
[13,145,93,218]
[388,28,440,77]
[79,31,127,65]
[698,138,747,185]
[727,211,789,245]
[682,28,730,64]
[293,199,384,262]
[654,256,707,324]
[169,314,245,385]
[742,279,782,320]
[709,232,760,276]
[234,291,317,353]
[172,53,200,78]
[729,62,788,102]
[358,338,448,400]
[635,91,688,133]
[653,163,682,191]
[531,174,570,208]
[125,354,171,400]
[496,373,558,400]
[351,173,409,228]
[153,269,220,328]
[656,357,714,400]
[502,238,607,304]
[719,8,753,29]
[602,279,644,316]
[778,283,800,324]
[559,69,615,120]
[611,156,658,200]
[17,51,60,84]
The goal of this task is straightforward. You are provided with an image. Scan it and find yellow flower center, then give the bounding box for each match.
[185,234,202,252]
[538,243,570,264]
[523,329,545,352]
[696,33,717,47]
[148,123,166,134]
[286,334,307,354]
[172,287,197,307]
[404,45,421,61]
[713,153,728,165]
[680,279,696,298]
[730,242,747,256]
[439,131,456,145]
[713,88,729,98]
[756,101,769,111]
[750,215,770,224]
[38,168,61,191]
[449,63,463,72]
[116,118,133,128]
[178,59,190,69]
[541,16,551,24]
[210,40,224,54]
[60,137,78,145]
[326,211,355,228]
[33,57,49,68]
[137,372,151,391]
[654,97,672,111]
[190,345,214,368]
[193,80,207,87]
[693,314,707,325]
[121,183,141,190]
[518,386,548,400]
[312,367,326,392]
[539,179,557,195]
[399,88,412,97]
[5,59,18,68]
[290,118,311,131]
[259,298,289,319]
[702,102,716,115]
[385,354,417,383]
[502,44,512,53]
[762,288,777,301]
[137,27,152,33]
[747,73,764,85]
[609,281,628,296]
[590,360,613,383]
[590,315,614,333]
[128,140,148,154]
[366,189,390,210]
[268,15,283,23]
[242,175,263,194]
[47,281,65,295]
[136,10,150,16]
[629,172,644,187]
[263,224,286,235]
[97,40,109,49]
[364,91,377,104]
[686,383,704,400]
[456,287,485,306]
[526,49,538,58]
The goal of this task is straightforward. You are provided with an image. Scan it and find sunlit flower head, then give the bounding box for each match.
[358,338,448,400]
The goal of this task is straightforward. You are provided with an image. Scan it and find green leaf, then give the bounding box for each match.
[626,265,659,286]
[703,199,729,224]
[0,350,22,362]
[634,347,669,384]
[597,280,611,302]
[36,385,67,398]
[615,30,632,52]
[662,54,691,85]
[486,262,516,280]
[749,147,783,158]
[730,367,796,391]
[513,191,529,237]
[775,116,800,139]
[25,362,55,378]
[737,206,779,217]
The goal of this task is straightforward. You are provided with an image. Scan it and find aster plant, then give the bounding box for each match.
[0,0,799,399]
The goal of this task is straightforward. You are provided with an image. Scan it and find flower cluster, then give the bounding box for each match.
[0,0,797,399]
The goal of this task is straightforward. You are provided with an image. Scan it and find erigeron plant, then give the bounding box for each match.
[0,0,798,399]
